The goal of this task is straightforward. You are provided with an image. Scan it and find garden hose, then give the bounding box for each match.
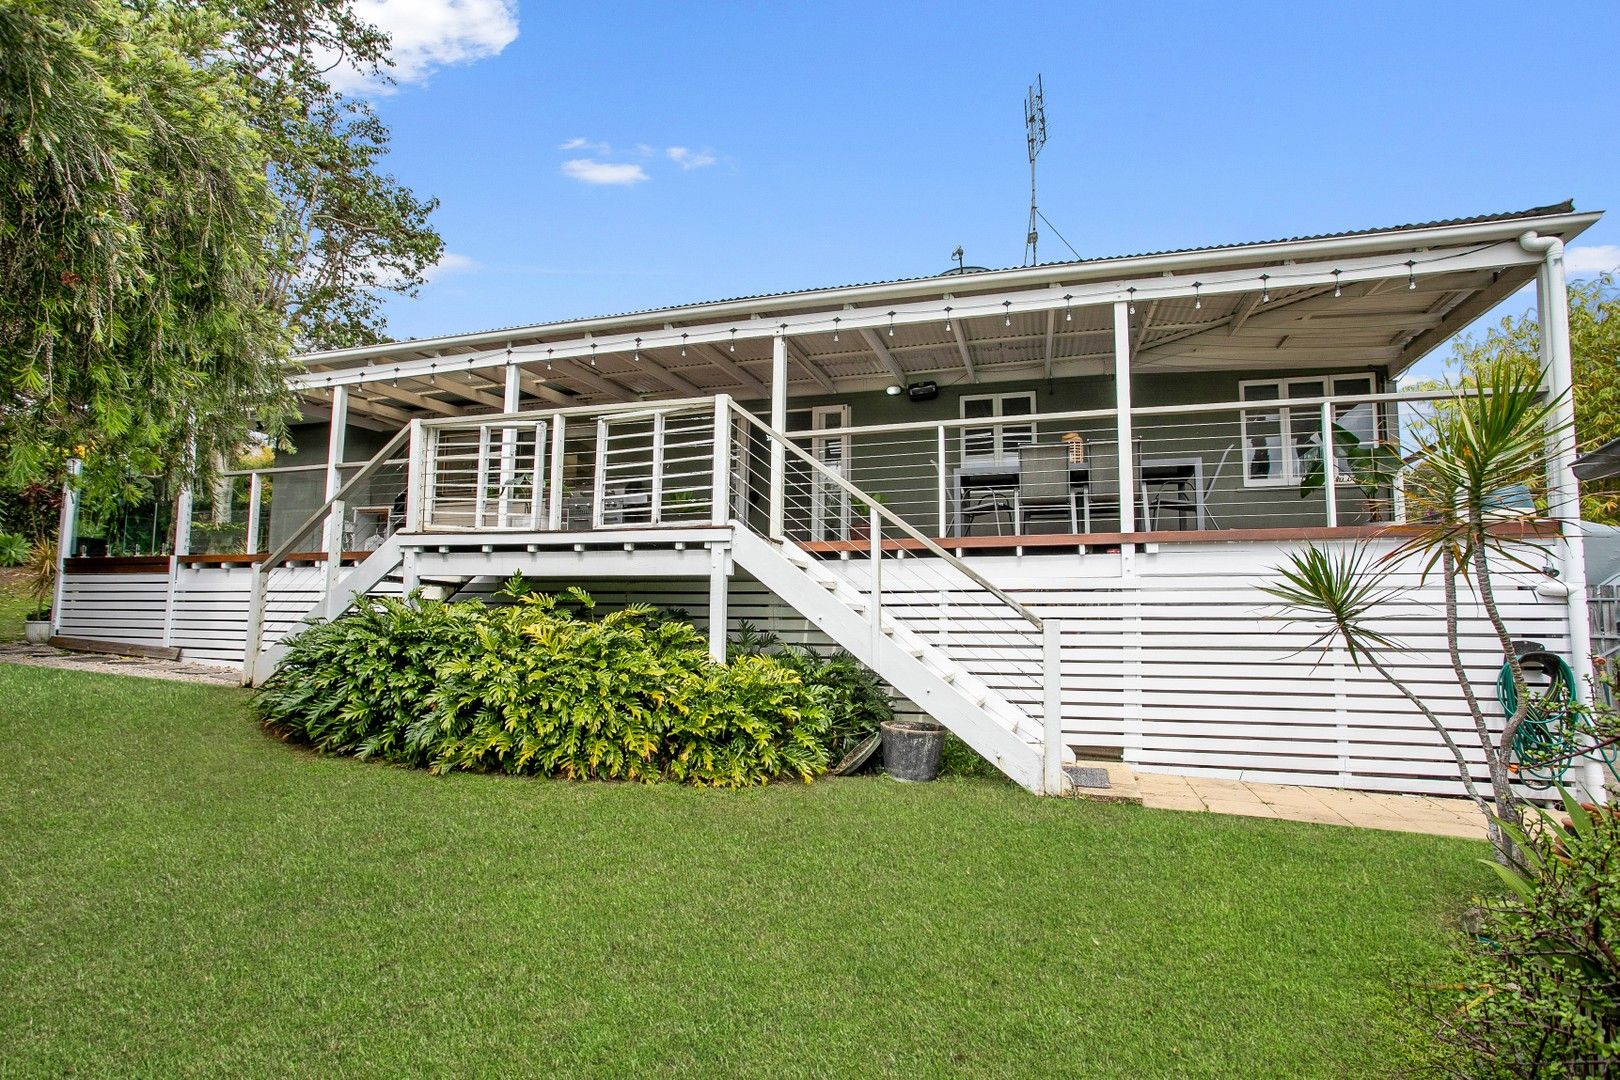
[1495,651,1619,789]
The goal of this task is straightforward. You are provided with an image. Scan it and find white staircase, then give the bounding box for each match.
[242,397,1073,794]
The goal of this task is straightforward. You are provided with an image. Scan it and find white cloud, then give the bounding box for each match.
[559,137,611,154]
[331,0,518,91]
[561,159,650,186]
[1565,244,1620,277]
[422,251,479,283]
[666,146,717,170]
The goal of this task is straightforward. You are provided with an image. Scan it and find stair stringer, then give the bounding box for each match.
[730,526,1049,793]
[249,534,405,685]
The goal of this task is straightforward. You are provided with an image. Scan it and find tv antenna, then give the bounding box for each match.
[1023,74,1047,265]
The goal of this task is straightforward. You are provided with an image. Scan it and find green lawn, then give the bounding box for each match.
[0,664,1486,1078]
[0,569,29,642]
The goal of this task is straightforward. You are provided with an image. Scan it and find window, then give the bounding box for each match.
[1241,374,1380,487]
[960,392,1036,462]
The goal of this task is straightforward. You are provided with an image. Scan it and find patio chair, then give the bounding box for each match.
[1014,444,1079,534]
[960,485,1013,535]
[1147,444,1234,530]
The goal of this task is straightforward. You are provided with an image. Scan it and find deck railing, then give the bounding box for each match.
[778,387,1536,544]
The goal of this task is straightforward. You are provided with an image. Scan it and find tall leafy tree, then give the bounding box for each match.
[1440,275,1620,522]
[220,0,443,350]
[0,0,293,494]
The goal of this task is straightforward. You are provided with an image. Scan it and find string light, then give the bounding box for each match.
[1260,274,1271,303]
[1003,300,1012,327]
[832,317,841,343]
[1406,260,1417,290]
[391,368,400,387]
[943,305,953,333]
[545,348,554,372]
[680,332,689,357]
[1332,269,1342,298]
[428,362,437,386]
[1192,282,1202,310]
[1127,287,1136,315]
[1063,294,1073,322]
[633,337,642,363]
[589,342,597,366]
[887,310,896,337]
[729,328,737,352]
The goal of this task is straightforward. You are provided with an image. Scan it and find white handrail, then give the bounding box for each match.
[729,402,1044,630]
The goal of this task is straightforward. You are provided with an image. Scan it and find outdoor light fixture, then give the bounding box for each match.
[832,317,841,342]
[943,306,953,333]
[680,333,688,357]
[1406,260,1417,290]
[590,342,598,366]
[1192,282,1202,310]
[887,310,896,337]
[1333,269,1342,297]
[885,384,904,396]
[1260,274,1271,303]
[633,337,642,363]
[1127,286,1136,315]
[1003,300,1012,326]
[729,328,737,352]
[1063,294,1073,321]
[905,381,940,402]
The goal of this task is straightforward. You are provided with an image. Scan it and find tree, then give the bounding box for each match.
[1440,274,1620,523]
[1264,363,1619,865]
[218,0,443,350]
[0,0,294,494]
[1,0,445,508]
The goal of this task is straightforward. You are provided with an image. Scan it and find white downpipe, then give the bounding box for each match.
[1520,231,1603,802]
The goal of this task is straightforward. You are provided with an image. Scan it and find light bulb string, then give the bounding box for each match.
[307,241,1497,389]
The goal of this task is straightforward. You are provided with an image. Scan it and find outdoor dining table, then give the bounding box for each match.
[951,456,1207,534]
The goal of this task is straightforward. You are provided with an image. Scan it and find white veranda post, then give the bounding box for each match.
[769,332,788,541]
[323,385,349,602]
[1113,300,1135,568]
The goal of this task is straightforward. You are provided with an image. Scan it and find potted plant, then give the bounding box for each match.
[23,538,55,644]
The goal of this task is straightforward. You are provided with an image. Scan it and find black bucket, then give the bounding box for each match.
[881,720,946,782]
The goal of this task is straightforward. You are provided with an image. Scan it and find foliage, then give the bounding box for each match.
[729,620,893,763]
[214,0,443,350]
[1263,361,1604,863]
[256,590,838,788]
[0,0,295,493]
[253,594,485,764]
[1299,421,1404,518]
[1412,791,1620,1077]
[23,538,54,619]
[1438,273,1620,523]
[0,533,26,567]
[939,732,1005,780]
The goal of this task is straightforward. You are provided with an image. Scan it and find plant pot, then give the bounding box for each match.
[881,719,946,782]
[24,619,51,645]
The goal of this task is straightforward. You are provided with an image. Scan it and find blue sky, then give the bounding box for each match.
[359,1,1620,378]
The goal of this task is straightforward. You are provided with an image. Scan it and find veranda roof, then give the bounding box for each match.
[291,202,1598,427]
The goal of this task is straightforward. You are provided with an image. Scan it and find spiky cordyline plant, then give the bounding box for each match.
[1264,361,1583,864]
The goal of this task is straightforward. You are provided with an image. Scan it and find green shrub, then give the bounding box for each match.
[729,621,892,763]
[1411,792,1620,1076]
[255,589,837,788]
[0,533,26,566]
[254,595,486,764]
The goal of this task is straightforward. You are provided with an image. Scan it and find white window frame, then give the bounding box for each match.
[1240,374,1380,488]
[959,392,1037,463]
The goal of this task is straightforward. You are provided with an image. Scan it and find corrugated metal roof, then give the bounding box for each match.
[304,201,1584,363]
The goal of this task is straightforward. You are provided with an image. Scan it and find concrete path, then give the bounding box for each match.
[0,643,241,686]
[1136,771,1488,840]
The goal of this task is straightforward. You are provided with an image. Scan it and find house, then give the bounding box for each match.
[50,202,1604,798]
